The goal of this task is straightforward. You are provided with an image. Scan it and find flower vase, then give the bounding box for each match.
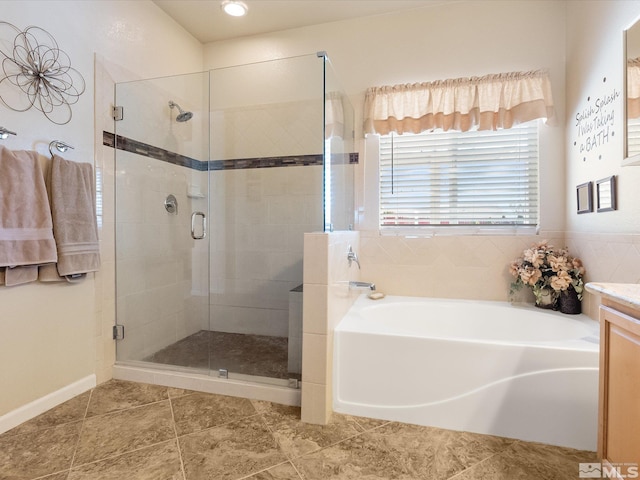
[558,287,581,314]
[534,288,556,309]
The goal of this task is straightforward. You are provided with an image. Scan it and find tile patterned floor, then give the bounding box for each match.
[145,331,292,380]
[0,379,598,480]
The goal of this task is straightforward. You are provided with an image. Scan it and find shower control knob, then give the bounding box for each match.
[164,194,178,214]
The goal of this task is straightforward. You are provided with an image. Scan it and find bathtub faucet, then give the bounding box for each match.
[347,245,360,269]
[349,281,376,291]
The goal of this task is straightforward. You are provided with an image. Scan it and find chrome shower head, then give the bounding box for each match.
[168,100,193,122]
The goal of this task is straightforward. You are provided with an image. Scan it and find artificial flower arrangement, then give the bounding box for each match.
[509,240,585,312]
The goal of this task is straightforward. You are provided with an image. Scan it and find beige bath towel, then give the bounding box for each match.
[4,265,38,286]
[0,146,58,270]
[49,155,100,277]
[38,263,66,282]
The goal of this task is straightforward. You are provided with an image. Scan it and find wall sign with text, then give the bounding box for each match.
[573,77,620,162]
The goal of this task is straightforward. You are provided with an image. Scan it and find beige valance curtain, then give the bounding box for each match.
[628,58,640,119]
[364,69,556,135]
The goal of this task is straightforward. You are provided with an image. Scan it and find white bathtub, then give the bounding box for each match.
[333,295,600,450]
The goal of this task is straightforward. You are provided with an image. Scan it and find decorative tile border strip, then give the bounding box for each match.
[103,131,207,171]
[209,154,322,171]
[103,131,358,171]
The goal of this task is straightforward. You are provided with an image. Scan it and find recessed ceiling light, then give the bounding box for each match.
[221,0,248,17]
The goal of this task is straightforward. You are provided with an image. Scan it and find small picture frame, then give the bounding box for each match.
[596,176,617,212]
[576,182,593,214]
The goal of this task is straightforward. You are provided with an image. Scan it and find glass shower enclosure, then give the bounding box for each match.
[113,53,354,388]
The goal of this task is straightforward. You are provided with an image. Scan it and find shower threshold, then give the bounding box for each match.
[113,330,302,406]
[112,361,301,407]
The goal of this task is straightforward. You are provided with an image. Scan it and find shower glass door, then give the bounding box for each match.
[207,54,324,385]
[113,54,347,387]
[114,71,211,372]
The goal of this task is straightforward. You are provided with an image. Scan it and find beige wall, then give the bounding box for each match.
[565,0,640,315]
[0,0,203,417]
[566,0,640,236]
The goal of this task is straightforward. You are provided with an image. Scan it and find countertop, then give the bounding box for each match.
[585,282,640,310]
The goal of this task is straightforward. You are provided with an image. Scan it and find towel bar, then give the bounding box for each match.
[48,140,74,156]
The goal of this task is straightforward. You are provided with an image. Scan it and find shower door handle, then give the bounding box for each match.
[191,211,206,239]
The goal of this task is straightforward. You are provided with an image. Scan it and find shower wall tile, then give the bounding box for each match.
[302,231,360,425]
[147,313,179,355]
[287,225,321,254]
[209,305,288,337]
[288,289,304,374]
[327,235,361,332]
[173,309,195,340]
[209,166,322,338]
[268,254,304,282]
[210,279,293,310]
[116,187,144,223]
[303,234,329,286]
[145,259,181,290]
[115,154,205,362]
[210,101,323,161]
[302,333,330,385]
[116,259,147,296]
[302,284,328,335]
[115,326,146,362]
[300,382,331,428]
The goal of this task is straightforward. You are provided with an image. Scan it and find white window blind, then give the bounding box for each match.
[628,116,640,157]
[379,122,539,229]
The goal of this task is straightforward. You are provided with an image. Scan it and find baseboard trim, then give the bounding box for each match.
[0,374,96,435]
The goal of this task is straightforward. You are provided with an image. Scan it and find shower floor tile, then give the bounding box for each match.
[0,379,598,480]
[144,330,292,379]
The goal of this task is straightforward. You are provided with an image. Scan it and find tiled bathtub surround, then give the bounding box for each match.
[299,229,640,426]
[0,379,597,480]
[358,231,565,302]
[354,230,640,322]
[566,231,640,319]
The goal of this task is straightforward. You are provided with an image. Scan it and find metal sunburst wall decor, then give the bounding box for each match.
[0,21,85,125]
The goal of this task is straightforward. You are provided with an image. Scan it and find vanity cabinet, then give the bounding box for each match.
[598,301,640,466]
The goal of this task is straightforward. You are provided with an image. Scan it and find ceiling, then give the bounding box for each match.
[152,0,445,43]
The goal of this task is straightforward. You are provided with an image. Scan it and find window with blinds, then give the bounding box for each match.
[379,121,539,229]
[628,116,640,157]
